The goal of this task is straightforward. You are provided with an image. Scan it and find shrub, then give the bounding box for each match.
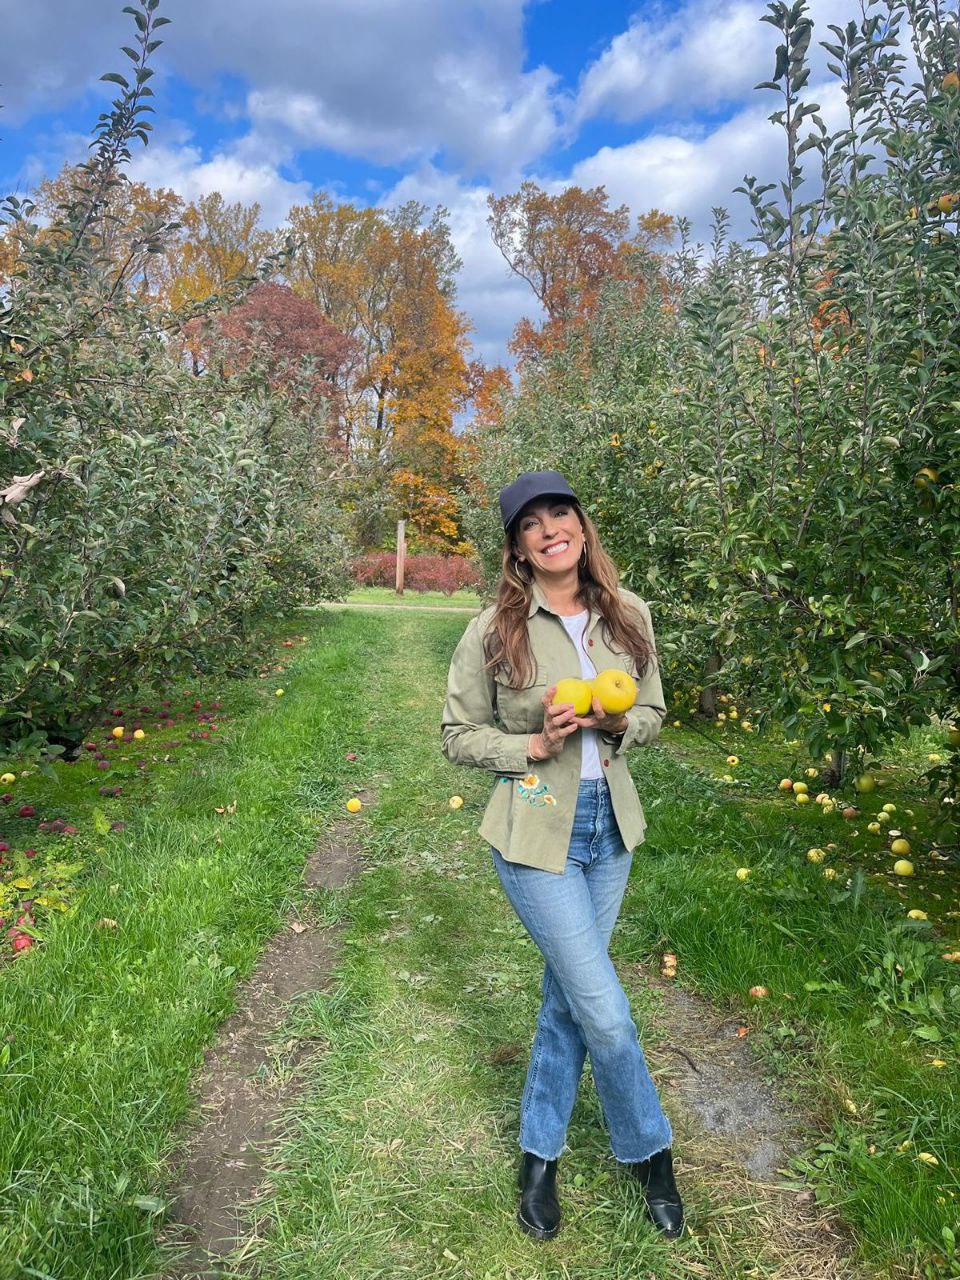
[351,553,481,595]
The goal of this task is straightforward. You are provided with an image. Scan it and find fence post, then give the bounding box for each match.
[396,519,406,595]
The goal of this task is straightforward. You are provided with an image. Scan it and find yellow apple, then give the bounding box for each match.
[346,798,362,813]
[854,774,876,793]
[591,669,638,715]
[907,909,928,920]
[892,859,914,876]
[111,726,125,739]
[553,677,594,715]
[793,781,809,794]
[890,838,911,856]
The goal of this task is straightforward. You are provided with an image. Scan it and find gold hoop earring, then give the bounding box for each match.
[510,557,529,587]
[579,545,587,566]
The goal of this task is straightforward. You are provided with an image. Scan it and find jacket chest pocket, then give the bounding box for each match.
[494,674,547,733]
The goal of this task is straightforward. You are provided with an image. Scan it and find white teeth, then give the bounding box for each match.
[543,542,569,556]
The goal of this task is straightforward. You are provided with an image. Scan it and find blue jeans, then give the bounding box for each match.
[491,776,672,1164]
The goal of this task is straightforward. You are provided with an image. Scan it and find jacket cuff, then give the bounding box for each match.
[495,734,537,776]
[614,706,666,755]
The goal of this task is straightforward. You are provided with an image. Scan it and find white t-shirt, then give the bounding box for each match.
[558,610,605,780]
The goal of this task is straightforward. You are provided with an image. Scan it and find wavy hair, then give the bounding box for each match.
[482,500,657,689]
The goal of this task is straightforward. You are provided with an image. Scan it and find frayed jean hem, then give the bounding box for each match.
[612,1136,673,1165]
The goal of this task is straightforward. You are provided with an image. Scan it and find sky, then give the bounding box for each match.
[1,0,857,367]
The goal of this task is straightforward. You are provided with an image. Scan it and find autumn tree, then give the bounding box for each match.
[286,194,470,548]
[168,191,277,307]
[0,163,184,298]
[488,182,673,362]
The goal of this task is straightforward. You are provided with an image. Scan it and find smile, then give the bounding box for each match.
[542,541,569,556]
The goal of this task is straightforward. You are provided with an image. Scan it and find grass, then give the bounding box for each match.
[0,611,388,1279]
[344,585,482,609]
[2,608,958,1277]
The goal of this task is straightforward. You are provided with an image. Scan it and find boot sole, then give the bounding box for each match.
[517,1208,560,1241]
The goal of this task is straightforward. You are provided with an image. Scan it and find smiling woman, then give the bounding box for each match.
[441,469,681,1245]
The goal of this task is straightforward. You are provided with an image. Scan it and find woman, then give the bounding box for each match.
[441,469,683,1243]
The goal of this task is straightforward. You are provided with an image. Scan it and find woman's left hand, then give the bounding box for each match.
[573,696,629,735]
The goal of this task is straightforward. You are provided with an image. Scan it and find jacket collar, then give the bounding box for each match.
[527,580,597,632]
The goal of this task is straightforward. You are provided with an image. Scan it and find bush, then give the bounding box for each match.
[351,553,481,595]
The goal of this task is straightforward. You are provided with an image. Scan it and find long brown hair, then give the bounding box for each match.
[482,500,657,689]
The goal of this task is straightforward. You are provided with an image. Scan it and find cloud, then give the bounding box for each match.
[570,79,849,245]
[3,1,565,179]
[168,0,564,178]
[576,1,771,124]
[574,0,860,126]
[127,136,310,227]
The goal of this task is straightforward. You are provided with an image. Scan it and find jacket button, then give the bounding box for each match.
[603,758,610,767]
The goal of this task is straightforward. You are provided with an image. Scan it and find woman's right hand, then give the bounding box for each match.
[529,685,580,759]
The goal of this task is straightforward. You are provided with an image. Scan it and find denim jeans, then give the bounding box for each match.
[491,776,672,1164]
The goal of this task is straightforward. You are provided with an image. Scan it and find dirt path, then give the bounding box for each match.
[159,797,370,1278]
[624,961,859,1278]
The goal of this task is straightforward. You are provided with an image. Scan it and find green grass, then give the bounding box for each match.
[0,611,390,1279]
[344,586,482,609]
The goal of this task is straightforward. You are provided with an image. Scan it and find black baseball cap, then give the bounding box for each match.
[499,470,579,532]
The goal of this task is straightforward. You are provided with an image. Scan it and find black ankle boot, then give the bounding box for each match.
[517,1152,561,1240]
[628,1146,684,1238]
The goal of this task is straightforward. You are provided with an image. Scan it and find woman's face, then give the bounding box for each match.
[513,500,584,577]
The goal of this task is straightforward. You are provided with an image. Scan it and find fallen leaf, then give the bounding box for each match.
[96,918,119,929]
[289,921,307,934]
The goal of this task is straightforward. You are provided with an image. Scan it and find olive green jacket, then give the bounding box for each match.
[440,581,667,873]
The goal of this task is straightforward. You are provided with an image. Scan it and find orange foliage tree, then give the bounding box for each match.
[286,194,471,548]
[487,182,673,364]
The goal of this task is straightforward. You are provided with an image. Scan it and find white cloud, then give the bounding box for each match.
[576,1,771,124]
[570,79,849,245]
[574,0,863,126]
[168,0,564,178]
[128,140,310,227]
[3,1,565,179]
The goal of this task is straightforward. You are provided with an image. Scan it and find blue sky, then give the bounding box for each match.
[2,0,852,364]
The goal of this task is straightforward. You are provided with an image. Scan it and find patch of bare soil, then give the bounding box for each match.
[624,962,867,1279]
[160,816,366,1279]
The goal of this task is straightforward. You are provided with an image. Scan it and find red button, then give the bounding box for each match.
[588,639,594,646]
[603,758,610,767]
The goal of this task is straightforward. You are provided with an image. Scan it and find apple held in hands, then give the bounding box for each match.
[552,677,594,715]
[591,669,638,716]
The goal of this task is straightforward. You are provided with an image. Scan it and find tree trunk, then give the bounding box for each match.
[821,744,847,790]
[698,653,723,718]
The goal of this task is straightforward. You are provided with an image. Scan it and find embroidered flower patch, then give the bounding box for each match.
[518,773,556,807]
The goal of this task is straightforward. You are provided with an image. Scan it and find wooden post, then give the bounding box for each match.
[395,519,406,595]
